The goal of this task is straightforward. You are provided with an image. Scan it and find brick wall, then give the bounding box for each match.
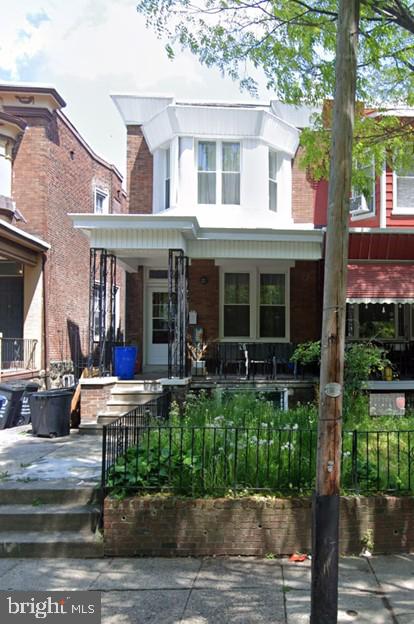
[126,126,152,214]
[290,261,323,343]
[125,268,144,368]
[10,107,125,362]
[80,381,115,423]
[104,495,414,557]
[292,148,319,224]
[188,260,220,343]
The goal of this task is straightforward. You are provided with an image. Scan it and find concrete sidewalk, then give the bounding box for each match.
[0,426,101,485]
[0,555,413,623]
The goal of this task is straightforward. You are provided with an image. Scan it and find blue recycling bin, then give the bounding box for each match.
[114,346,137,380]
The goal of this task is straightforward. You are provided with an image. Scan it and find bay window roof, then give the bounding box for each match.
[111,95,300,156]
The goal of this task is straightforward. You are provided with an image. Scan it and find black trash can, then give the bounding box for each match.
[30,388,74,438]
[0,381,39,429]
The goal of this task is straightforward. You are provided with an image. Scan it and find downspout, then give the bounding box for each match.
[42,252,50,388]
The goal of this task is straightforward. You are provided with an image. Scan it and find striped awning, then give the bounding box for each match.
[347,264,414,304]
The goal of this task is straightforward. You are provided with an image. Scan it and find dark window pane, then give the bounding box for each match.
[359,303,395,339]
[260,274,285,305]
[260,307,285,338]
[224,273,249,304]
[224,305,250,337]
[153,330,169,344]
[149,270,168,280]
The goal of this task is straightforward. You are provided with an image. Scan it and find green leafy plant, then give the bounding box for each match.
[291,341,321,366]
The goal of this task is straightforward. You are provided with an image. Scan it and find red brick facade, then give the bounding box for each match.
[126,126,153,214]
[290,261,323,343]
[104,495,414,557]
[8,103,126,363]
[188,260,220,343]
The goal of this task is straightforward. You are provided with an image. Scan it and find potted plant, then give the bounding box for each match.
[187,341,208,376]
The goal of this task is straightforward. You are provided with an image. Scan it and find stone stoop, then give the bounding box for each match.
[0,486,103,558]
[79,380,164,434]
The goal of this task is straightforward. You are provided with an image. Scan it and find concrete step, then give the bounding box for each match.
[78,422,104,435]
[0,530,104,558]
[0,504,100,532]
[0,486,99,506]
[113,381,163,393]
[110,391,163,403]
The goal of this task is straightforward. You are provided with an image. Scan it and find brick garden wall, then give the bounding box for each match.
[104,495,414,557]
[80,381,116,423]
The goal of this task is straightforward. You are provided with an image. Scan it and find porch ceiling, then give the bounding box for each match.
[70,214,324,261]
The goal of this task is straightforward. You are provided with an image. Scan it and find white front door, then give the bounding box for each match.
[146,287,169,366]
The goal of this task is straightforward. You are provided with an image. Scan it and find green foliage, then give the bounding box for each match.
[291,340,321,366]
[137,1,414,106]
[344,342,390,395]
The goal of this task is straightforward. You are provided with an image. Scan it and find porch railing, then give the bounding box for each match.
[0,337,37,371]
[204,342,296,379]
[102,422,414,496]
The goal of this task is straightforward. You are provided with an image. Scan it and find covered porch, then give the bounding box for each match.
[71,213,324,382]
[0,218,49,381]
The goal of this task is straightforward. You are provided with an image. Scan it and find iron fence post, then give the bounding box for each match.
[352,430,358,491]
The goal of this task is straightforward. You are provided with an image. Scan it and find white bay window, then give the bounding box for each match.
[395,161,414,212]
[198,140,240,205]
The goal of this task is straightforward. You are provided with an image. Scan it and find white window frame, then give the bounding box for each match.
[393,165,414,214]
[219,265,290,342]
[196,140,241,206]
[268,149,278,213]
[164,147,171,210]
[94,188,109,214]
[350,162,376,220]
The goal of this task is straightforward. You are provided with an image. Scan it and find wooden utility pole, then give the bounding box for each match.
[310,2,360,623]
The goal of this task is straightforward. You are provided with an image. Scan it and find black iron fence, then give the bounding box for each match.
[203,342,297,379]
[0,337,38,371]
[102,418,414,496]
[102,392,171,488]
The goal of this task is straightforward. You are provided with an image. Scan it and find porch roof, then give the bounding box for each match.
[347,263,414,304]
[0,219,50,265]
[70,213,324,262]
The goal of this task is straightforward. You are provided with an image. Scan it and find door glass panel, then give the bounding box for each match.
[152,292,169,344]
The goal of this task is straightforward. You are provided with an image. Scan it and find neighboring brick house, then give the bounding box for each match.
[0,83,126,380]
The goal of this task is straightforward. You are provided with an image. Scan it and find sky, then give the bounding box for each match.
[0,0,269,181]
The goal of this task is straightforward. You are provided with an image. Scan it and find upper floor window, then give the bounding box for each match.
[0,138,12,198]
[350,162,375,216]
[165,148,170,210]
[269,150,278,212]
[395,161,414,211]
[197,141,240,205]
[94,188,109,214]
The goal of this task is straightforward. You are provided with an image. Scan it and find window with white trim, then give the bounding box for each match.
[395,161,414,211]
[222,270,288,340]
[223,273,250,337]
[269,150,278,212]
[94,188,109,214]
[260,274,285,337]
[350,162,375,216]
[197,141,240,205]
